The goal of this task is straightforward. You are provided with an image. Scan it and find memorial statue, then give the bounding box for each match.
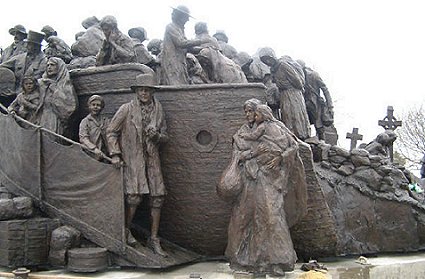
[160,5,207,85]
[71,16,105,58]
[7,76,40,123]
[0,24,27,63]
[218,99,307,276]
[213,30,238,61]
[41,25,73,64]
[0,31,47,96]
[36,57,78,136]
[96,15,136,66]
[147,38,162,57]
[68,17,104,70]
[194,22,247,84]
[107,74,168,256]
[79,95,109,161]
[186,52,210,84]
[128,27,155,67]
[146,38,163,82]
[297,60,334,140]
[262,73,280,120]
[362,130,397,158]
[259,47,311,140]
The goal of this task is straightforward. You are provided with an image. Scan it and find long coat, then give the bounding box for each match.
[222,120,307,273]
[271,57,310,140]
[161,22,202,85]
[0,41,26,63]
[36,57,78,135]
[107,97,167,196]
[0,51,47,93]
[303,67,333,129]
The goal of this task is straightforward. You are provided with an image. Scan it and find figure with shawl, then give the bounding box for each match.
[36,57,78,136]
[218,99,308,276]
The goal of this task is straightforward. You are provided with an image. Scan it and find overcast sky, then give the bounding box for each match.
[1,0,424,155]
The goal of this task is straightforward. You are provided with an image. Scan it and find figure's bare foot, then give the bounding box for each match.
[148,237,168,257]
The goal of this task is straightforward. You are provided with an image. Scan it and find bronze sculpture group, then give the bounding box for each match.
[0,4,351,277]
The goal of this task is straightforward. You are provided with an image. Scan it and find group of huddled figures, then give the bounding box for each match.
[0,4,337,276]
[0,5,335,141]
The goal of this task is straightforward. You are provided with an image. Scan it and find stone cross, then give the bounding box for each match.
[378,106,402,131]
[378,106,402,162]
[346,128,363,151]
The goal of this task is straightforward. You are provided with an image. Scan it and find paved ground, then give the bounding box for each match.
[1,252,425,278]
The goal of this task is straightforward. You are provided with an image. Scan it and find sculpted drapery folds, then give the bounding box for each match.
[218,99,307,276]
[161,6,206,85]
[259,47,311,140]
[107,74,168,256]
[36,57,78,135]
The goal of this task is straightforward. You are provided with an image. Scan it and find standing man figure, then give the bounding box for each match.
[161,5,206,85]
[107,74,168,256]
[297,60,334,140]
[0,24,27,63]
[259,47,311,140]
[1,30,47,96]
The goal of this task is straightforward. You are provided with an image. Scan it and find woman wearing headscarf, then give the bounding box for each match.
[219,99,307,276]
[36,57,78,135]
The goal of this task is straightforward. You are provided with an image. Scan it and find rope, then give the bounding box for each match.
[0,102,112,163]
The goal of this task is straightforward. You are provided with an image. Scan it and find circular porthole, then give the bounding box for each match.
[192,129,218,153]
[196,130,212,145]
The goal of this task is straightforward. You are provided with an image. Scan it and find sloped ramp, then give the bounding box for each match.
[0,113,201,268]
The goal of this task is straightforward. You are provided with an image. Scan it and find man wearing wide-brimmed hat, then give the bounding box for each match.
[0,24,28,63]
[107,74,168,256]
[0,30,47,95]
[161,5,208,85]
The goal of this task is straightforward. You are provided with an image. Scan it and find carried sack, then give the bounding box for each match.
[217,151,242,201]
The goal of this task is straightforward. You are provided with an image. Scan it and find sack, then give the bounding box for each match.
[217,151,242,201]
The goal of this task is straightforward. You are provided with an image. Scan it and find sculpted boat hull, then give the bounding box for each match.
[71,64,268,255]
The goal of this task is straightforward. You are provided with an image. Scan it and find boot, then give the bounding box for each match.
[148,237,168,257]
[126,229,138,247]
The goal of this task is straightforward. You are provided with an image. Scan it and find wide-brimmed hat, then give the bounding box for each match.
[130,74,159,91]
[128,27,148,41]
[8,24,27,36]
[24,31,45,45]
[171,5,194,18]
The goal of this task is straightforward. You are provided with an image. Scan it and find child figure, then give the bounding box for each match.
[79,95,109,161]
[8,76,40,123]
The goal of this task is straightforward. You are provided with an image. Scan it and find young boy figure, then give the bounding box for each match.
[107,74,168,256]
[79,95,109,161]
[8,76,40,123]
